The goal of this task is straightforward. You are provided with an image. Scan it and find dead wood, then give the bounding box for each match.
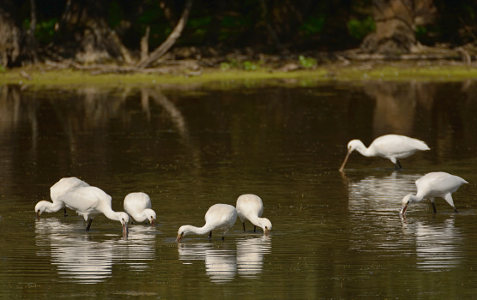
[137,0,193,69]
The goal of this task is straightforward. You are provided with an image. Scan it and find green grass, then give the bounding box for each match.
[1,64,477,88]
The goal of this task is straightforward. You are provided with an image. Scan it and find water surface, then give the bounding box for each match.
[1,81,477,298]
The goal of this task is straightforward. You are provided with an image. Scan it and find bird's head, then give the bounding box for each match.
[117,212,129,237]
[347,139,363,153]
[34,201,49,219]
[144,208,156,225]
[259,218,272,235]
[117,212,130,225]
[177,225,193,242]
[340,139,366,172]
[400,194,413,215]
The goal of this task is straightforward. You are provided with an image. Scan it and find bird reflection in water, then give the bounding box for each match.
[236,236,271,277]
[35,218,156,284]
[178,236,271,283]
[402,218,462,271]
[347,171,421,214]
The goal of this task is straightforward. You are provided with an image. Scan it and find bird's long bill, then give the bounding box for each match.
[122,224,129,238]
[176,234,183,243]
[264,228,270,236]
[36,211,40,220]
[400,203,408,216]
[339,151,351,172]
[150,219,155,226]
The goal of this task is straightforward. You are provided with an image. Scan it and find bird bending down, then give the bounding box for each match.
[236,194,272,235]
[57,186,129,236]
[339,134,430,172]
[123,192,156,225]
[35,177,90,218]
[400,172,468,216]
[177,204,237,242]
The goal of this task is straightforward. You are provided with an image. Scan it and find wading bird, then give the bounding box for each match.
[35,177,90,218]
[236,194,272,234]
[339,134,430,171]
[177,204,237,242]
[400,172,468,216]
[123,192,156,225]
[58,186,129,236]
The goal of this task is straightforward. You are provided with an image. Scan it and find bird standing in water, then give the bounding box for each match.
[123,192,156,225]
[177,204,237,242]
[236,194,272,235]
[58,186,129,236]
[400,172,468,216]
[35,177,90,218]
[339,134,430,171]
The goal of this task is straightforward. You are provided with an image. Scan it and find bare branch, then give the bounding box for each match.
[137,0,193,69]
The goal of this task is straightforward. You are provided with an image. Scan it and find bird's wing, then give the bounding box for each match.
[372,135,429,157]
[58,186,101,212]
[205,204,235,227]
[417,172,466,195]
[50,177,89,202]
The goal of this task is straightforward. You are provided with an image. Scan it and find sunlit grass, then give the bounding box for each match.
[1,63,476,87]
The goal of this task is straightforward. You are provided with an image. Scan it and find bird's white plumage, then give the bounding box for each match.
[50,177,90,203]
[236,194,272,234]
[400,172,468,215]
[35,177,90,216]
[177,203,237,241]
[123,192,156,224]
[58,186,129,233]
[340,134,430,171]
[369,134,430,160]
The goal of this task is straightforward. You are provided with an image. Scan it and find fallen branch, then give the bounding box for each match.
[137,0,193,69]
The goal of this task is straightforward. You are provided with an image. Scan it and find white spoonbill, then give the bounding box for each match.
[177,204,237,242]
[400,172,468,216]
[35,177,90,218]
[58,186,129,235]
[339,134,430,171]
[236,194,272,235]
[123,192,156,225]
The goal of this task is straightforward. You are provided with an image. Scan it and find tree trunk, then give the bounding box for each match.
[0,1,21,67]
[137,0,193,69]
[56,0,132,64]
[23,0,38,63]
[361,0,436,55]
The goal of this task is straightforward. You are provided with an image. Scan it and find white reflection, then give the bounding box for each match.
[178,243,236,283]
[205,249,237,283]
[405,218,462,271]
[347,172,422,252]
[348,172,421,214]
[178,236,272,283]
[236,236,271,277]
[35,219,156,284]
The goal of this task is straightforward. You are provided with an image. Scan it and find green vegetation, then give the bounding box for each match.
[298,56,317,69]
[347,17,375,40]
[2,64,477,88]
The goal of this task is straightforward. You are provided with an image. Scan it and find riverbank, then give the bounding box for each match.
[1,61,477,87]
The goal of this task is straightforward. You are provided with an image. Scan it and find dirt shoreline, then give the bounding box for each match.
[1,59,477,87]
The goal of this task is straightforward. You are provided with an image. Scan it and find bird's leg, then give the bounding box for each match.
[242,222,246,232]
[221,236,225,241]
[430,198,437,214]
[63,208,68,217]
[253,225,257,233]
[86,218,93,231]
[208,231,212,239]
[454,207,459,213]
[395,160,402,170]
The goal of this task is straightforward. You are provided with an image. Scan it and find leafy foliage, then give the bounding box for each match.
[347,17,375,40]
[298,56,317,69]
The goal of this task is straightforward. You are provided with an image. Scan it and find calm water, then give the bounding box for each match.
[1,81,477,298]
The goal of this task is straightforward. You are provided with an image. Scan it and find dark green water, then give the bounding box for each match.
[0,81,477,298]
